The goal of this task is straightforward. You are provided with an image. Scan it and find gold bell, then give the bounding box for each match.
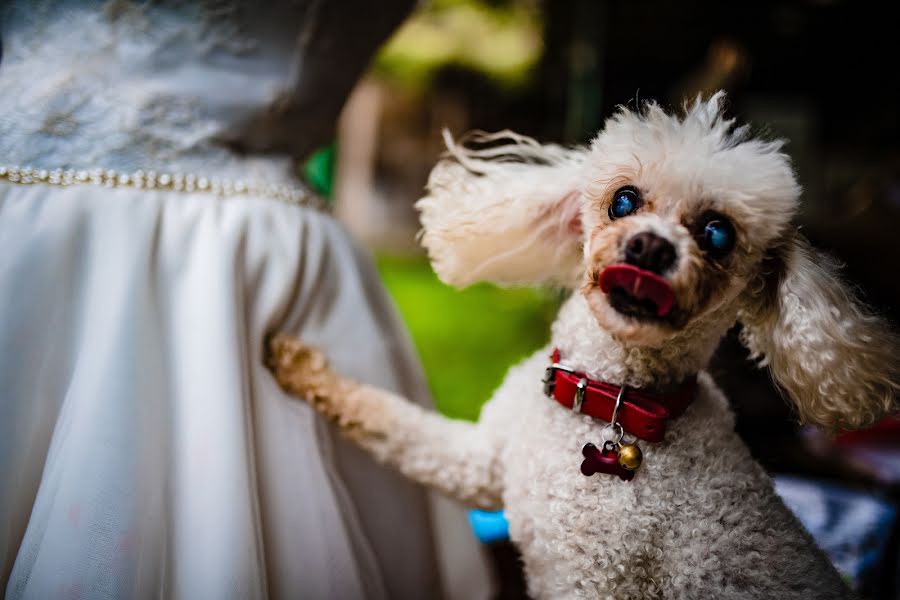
[617,443,643,470]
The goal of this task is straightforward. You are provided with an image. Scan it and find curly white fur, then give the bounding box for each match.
[272,94,898,598]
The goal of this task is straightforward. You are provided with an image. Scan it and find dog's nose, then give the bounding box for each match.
[624,232,677,274]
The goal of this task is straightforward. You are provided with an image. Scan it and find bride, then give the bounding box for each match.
[0,1,488,598]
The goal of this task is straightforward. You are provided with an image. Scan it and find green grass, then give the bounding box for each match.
[377,254,559,421]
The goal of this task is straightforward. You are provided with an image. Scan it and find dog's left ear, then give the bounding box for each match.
[739,233,899,430]
[416,130,587,288]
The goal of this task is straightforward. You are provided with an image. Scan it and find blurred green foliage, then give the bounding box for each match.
[377,254,560,421]
[374,0,542,90]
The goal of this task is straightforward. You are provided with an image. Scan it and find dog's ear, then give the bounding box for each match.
[416,130,587,288]
[739,233,899,430]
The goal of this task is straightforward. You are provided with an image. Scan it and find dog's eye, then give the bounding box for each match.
[609,187,641,220]
[696,213,736,258]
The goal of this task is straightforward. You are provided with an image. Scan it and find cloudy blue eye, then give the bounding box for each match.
[608,187,641,220]
[697,213,736,258]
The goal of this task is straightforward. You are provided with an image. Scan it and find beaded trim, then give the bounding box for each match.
[0,165,326,210]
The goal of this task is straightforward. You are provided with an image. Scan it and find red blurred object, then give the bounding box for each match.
[835,415,900,447]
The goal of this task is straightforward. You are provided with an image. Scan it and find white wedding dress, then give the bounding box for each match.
[0,2,489,598]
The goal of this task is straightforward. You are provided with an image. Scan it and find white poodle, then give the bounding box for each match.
[268,93,898,599]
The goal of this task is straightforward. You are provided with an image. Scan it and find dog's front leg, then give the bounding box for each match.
[267,334,503,510]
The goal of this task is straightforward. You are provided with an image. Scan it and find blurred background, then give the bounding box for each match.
[304,0,900,597]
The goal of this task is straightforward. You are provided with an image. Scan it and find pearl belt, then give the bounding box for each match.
[0,165,326,210]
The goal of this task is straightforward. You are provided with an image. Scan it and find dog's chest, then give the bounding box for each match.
[498,380,657,537]
[492,365,748,592]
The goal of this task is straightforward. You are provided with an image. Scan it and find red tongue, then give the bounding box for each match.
[598,264,675,317]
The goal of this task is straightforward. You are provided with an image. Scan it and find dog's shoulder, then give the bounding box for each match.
[478,346,553,426]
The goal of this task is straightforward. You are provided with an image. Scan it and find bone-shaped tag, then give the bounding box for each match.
[580,443,635,481]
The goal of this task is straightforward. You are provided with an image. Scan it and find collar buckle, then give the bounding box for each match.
[542,362,576,398]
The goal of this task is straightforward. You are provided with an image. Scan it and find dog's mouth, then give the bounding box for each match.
[598,264,675,320]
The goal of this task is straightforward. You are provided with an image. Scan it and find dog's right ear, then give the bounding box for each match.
[416,130,587,288]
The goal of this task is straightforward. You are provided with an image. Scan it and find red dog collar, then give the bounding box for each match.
[543,349,696,443]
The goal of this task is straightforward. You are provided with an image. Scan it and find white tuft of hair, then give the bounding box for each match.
[416,130,588,288]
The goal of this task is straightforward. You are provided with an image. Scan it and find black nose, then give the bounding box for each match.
[624,232,677,274]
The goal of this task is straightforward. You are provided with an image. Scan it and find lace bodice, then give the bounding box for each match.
[0,0,411,182]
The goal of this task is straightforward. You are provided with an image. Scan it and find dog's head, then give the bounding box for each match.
[417,92,897,429]
[580,94,798,347]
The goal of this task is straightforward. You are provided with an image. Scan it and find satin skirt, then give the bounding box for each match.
[0,181,489,599]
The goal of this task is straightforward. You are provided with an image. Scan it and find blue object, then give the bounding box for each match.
[774,474,898,588]
[468,509,510,543]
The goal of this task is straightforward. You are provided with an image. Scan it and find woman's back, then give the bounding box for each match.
[0,0,409,177]
[0,2,489,598]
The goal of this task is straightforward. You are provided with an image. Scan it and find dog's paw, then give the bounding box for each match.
[266,334,375,434]
[266,334,333,401]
